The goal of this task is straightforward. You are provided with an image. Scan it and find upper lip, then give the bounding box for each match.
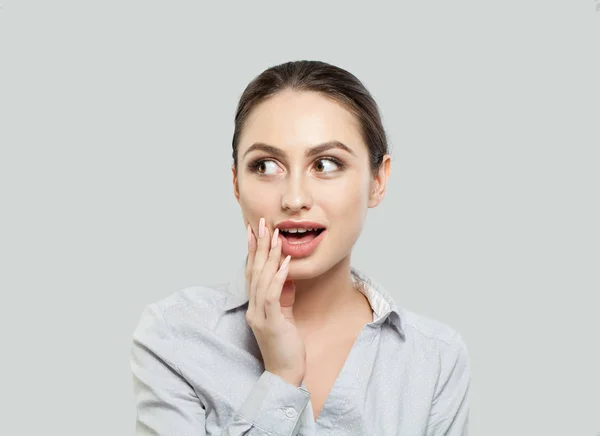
[275,220,326,230]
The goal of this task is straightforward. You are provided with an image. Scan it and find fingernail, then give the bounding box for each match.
[259,217,265,238]
[271,228,279,247]
[281,255,291,271]
[247,224,252,245]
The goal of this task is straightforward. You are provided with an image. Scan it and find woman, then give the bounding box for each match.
[130,60,471,435]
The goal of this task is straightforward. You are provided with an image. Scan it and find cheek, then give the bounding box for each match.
[320,173,370,209]
[316,181,369,225]
[238,182,276,220]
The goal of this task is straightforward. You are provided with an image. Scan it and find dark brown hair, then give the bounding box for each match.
[231,60,389,175]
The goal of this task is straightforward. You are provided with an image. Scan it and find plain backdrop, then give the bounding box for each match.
[1,1,599,435]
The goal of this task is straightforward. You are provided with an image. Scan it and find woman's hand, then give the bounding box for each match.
[245,217,307,387]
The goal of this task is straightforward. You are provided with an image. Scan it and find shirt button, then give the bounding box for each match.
[284,408,297,418]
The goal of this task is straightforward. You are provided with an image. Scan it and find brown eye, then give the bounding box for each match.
[314,158,341,173]
[250,159,278,175]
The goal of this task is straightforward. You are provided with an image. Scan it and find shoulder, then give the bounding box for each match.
[398,307,459,343]
[396,305,469,359]
[132,281,236,342]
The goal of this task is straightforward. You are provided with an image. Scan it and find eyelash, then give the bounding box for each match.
[247,156,345,174]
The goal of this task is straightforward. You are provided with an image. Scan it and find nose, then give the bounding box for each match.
[281,172,313,212]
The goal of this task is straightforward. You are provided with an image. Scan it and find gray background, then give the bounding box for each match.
[1,1,599,435]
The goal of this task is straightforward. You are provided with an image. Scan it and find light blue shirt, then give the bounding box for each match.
[130,258,471,435]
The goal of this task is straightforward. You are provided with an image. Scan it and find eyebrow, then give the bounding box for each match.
[242,140,356,160]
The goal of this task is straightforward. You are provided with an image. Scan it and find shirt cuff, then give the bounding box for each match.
[237,370,311,436]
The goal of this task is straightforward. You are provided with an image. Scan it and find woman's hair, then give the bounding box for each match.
[231,60,389,175]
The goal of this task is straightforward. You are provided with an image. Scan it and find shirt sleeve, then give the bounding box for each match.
[425,332,471,436]
[130,304,311,436]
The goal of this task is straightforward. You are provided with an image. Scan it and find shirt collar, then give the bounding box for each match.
[223,258,405,339]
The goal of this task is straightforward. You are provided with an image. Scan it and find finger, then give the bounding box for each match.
[264,255,291,321]
[255,228,282,319]
[245,223,257,316]
[252,220,272,321]
[257,227,282,292]
[250,217,270,307]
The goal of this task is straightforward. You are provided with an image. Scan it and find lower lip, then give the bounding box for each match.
[279,230,326,258]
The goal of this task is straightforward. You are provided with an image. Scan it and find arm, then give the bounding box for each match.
[130,304,311,436]
[425,332,471,436]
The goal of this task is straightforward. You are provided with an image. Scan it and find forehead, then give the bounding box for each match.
[238,89,366,154]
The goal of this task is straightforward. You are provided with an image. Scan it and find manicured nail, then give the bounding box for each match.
[281,255,291,271]
[259,217,265,238]
[247,224,252,245]
[271,228,279,247]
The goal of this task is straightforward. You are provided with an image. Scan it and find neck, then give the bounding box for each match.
[291,255,361,329]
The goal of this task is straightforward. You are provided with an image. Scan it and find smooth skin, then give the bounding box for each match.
[233,89,391,392]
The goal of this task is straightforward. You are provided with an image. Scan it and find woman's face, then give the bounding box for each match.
[233,89,390,280]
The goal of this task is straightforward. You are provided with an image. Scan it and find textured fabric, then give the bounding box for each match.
[130,258,471,435]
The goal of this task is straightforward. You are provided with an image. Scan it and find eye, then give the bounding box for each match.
[250,159,280,175]
[314,157,343,173]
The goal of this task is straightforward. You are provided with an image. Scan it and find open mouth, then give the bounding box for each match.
[278,227,325,245]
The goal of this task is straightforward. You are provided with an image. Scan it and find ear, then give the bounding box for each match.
[232,165,240,203]
[368,154,391,208]
[232,166,250,227]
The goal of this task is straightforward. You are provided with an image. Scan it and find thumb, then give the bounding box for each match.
[279,280,296,320]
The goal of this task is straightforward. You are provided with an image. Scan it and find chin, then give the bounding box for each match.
[285,257,321,280]
[286,251,344,281]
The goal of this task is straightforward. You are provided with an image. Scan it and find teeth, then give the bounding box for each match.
[280,228,316,233]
